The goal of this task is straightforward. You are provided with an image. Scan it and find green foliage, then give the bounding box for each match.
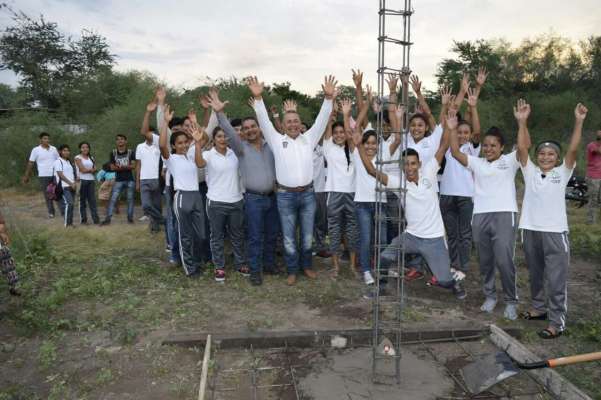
[38,340,58,369]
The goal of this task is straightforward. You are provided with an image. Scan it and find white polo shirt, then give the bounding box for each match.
[440,143,480,197]
[467,151,520,214]
[407,125,444,164]
[53,158,75,188]
[136,134,161,180]
[313,144,327,193]
[29,145,59,177]
[352,149,386,203]
[387,159,445,238]
[254,98,333,188]
[203,148,243,203]
[165,154,199,192]
[323,138,355,193]
[520,159,573,233]
[74,155,95,181]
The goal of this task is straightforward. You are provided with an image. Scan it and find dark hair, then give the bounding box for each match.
[102,162,111,172]
[484,126,505,146]
[301,122,309,130]
[457,119,472,131]
[148,125,156,133]
[381,109,391,125]
[242,116,258,126]
[362,130,377,144]
[170,131,188,154]
[212,126,224,138]
[39,132,50,139]
[409,113,428,126]
[169,116,189,129]
[58,144,70,152]
[230,118,242,128]
[402,148,420,161]
[78,141,90,150]
[115,134,127,140]
[331,122,351,170]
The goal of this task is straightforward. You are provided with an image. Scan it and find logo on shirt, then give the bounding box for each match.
[549,170,561,184]
[495,159,509,170]
[283,141,289,149]
[420,178,432,189]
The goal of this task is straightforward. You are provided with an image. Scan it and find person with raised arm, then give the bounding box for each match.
[517,101,588,339]
[323,98,358,278]
[355,110,466,300]
[207,89,279,286]
[53,145,78,228]
[449,103,521,320]
[439,84,483,275]
[22,132,60,218]
[159,104,206,278]
[247,75,336,286]
[193,112,247,284]
[74,142,100,225]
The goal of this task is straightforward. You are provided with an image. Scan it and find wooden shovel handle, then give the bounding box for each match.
[548,351,601,368]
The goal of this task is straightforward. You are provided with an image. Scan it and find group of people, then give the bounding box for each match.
[12,67,600,340]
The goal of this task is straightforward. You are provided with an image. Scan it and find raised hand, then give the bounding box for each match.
[352,69,363,88]
[283,99,298,113]
[467,87,478,108]
[190,123,205,143]
[207,90,229,113]
[156,86,166,105]
[247,97,255,109]
[246,76,264,99]
[400,72,410,86]
[386,74,399,94]
[476,67,488,87]
[513,99,531,122]
[446,109,458,130]
[188,108,198,124]
[198,94,210,110]
[574,103,588,121]
[393,104,406,120]
[365,84,374,107]
[440,85,452,106]
[270,105,279,115]
[461,72,470,92]
[163,104,174,123]
[340,98,353,116]
[351,129,363,146]
[146,100,158,113]
[322,75,338,100]
[409,75,421,94]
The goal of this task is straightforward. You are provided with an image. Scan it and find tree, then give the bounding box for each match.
[0,5,115,109]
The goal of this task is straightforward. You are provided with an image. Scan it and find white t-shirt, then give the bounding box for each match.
[75,155,95,181]
[187,143,206,183]
[136,134,161,180]
[387,159,445,238]
[323,138,355,193]
[29,145,59,177]
[313,144,327,193]
[467,151,520,214]
[439,143,480,197]
[519,159,573,232]
[203,148,243,203]
[165,154,199,192]
[406,125,444,164]
[352,149,386,203]
[53,158,75,188]
[380,135,401,176]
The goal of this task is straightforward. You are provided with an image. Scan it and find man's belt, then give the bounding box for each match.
[245,189,275,196]
[276,182,314,193]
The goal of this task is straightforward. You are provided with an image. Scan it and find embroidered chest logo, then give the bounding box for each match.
[420,178,432,189]
[549,171,561,184]
[495,159,509,170]
[282,141,289,149]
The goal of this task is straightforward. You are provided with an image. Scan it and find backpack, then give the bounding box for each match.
[47,159,77,200]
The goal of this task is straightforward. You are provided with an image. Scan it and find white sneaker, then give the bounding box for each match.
[363,271,375,285]
[139,215,149,222]
[504,304,518,320]
[450,268,466,282]
[480,297,497,313]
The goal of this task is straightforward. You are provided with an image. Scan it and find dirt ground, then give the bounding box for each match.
[0,189,600,400]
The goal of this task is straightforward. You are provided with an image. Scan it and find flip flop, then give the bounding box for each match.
[538,327,563,339]
[520,311,548,321]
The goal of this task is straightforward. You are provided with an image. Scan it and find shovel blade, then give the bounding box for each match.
[460,352,520,395]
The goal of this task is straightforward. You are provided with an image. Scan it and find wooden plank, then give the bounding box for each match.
[489,324,592,400]
[198,334,211,400]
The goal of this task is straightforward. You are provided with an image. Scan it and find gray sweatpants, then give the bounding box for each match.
[381,232,454,287]
[327,192,359,255]
[314,192,328,252]
[472,212,518,304]
[140,179,163,228]
[440,195,474,272]
[207,199,246,269]
[173,190,206,275]
[522,229,570,331]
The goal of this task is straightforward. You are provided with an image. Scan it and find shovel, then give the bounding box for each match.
[461,350,601,395]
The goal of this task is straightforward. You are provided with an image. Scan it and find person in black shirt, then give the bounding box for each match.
[101,134,136,225]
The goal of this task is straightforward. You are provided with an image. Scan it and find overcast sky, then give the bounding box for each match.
[1,0,600,95]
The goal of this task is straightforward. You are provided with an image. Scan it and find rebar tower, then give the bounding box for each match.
[372,0,413,385]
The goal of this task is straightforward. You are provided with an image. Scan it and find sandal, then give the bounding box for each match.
[538,327,563,339]
[520,311,548,321]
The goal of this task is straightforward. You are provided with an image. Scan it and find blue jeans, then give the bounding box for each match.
[276,189,316,275]
[355,202,387,273]
[107,180,135,220]
[245,193,280,274]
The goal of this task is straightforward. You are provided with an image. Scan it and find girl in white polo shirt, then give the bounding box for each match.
[323,119,358,277]
[450,117,521,320]
[516,100,588,339]
[196,127,247,283]
[53,145,77,228]
[75,141,99,224]
[159,106,206,278]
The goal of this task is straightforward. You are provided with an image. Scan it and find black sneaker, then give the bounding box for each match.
[127,217,134,224]
[250,271,262,286]
[453,281,467,300]
[100,218,111,226]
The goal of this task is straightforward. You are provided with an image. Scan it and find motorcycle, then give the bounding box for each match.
[565,176,588,208]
